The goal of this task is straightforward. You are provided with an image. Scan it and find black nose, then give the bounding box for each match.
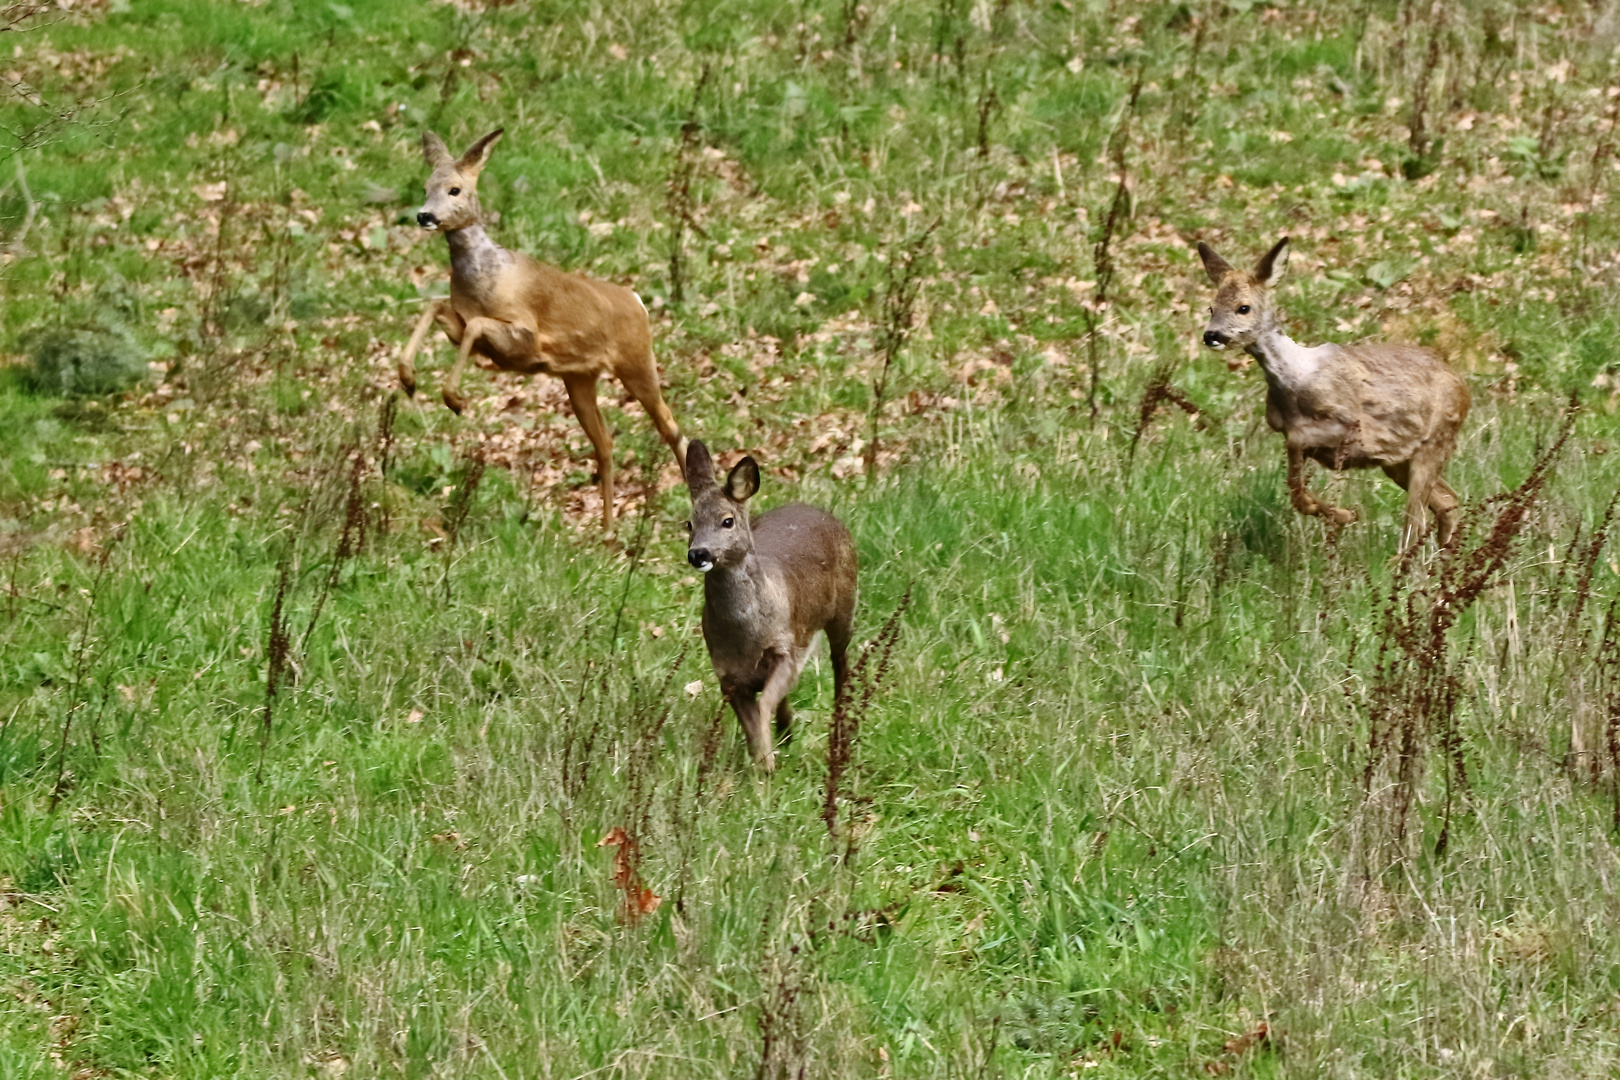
[687,547,713,569]
[417,211,437,228]
[1203,330,1228,348]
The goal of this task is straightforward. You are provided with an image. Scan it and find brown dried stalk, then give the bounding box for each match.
[1599,595,1620,829]
[439,446,486,601]
[1402,3,1447,179]
[1085,69,1144,423]
[1362,402,1577,862]
[754,900,811,1080]
[669,693,732,915]
[1127,361,1209,467]
[256,556,294,784]
[864,223,937,479]
[824,587,911,861]
[975,71,999,158]
[562,466,661,804]
[666,64,712,306]
[374,395,398,535]
[299,446,369,657]
[50,529,121,809]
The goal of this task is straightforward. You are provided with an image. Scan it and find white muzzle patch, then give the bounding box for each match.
[695,560,714,573]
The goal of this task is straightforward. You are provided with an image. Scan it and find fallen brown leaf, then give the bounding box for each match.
[597,826,661,924]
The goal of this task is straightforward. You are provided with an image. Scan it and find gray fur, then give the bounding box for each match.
[684,441,858,770]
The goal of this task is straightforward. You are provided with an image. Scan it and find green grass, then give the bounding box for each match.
[4,1,1620,1077]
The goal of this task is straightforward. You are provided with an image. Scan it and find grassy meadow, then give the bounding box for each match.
[5,0,1620,1075]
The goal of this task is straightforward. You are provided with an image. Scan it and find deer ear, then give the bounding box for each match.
[458,128,504,176]
[725,457,760,503]
[423,130,453,168]
[1255,237,1290,286]
[685,440,715,492]
[1197,242,1234,286]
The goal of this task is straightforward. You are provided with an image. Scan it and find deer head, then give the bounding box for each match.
[1197,237,1290,353]
[684,440,760,573]
[417,128,504,233]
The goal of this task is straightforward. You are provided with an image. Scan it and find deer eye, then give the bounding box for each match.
[722,517,735,529]
[1237,305,1251,315]
[449,187,461,196]
[683,521,692,532]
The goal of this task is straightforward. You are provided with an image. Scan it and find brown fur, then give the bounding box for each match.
[1198,237,1471,548]
[683,441,858,771]
[399,128,685,529]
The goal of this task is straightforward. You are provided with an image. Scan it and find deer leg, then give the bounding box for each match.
[563,374,615,531]
[616,352,686,476]
[440,315,504,415]
[1288,443,1356,526]
[826,613,853,708]
[398,300,457,397]
[773,699,794,747]
[1286,443,1320,517]
[1286,443,1325,518]
[729,691,772,769]
[1399,448,1445,550]
[1430,477,1462,547]
[752,654,801,772]
[1386,458,1458,547]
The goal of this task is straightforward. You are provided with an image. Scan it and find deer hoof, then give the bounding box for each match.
[1327,506,1358,526]
[398,371,417,397]
[442,388,467,415]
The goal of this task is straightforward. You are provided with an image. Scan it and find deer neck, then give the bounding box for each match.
[704,553,767,628]
[1245,323,1323,393]
[443,222,512,288]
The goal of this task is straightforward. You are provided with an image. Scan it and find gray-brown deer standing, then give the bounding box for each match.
[684,440,858,772]
[1198,237,1470,548]
[399,128,685,529]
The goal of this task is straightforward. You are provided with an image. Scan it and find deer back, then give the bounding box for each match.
[749,504,858,647]
[509,260,653,364]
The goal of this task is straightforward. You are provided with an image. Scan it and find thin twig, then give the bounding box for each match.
[1084,69,1144,424]
[51,530,122,809]
[864,222,938,479]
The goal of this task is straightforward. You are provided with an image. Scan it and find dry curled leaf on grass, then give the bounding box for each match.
[596,826,661,923]
[1202,1022,1272,1074]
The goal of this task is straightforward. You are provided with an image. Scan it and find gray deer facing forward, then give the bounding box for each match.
[1198,237,1471,548]
[399,128,685,530]
[684,440,858,772]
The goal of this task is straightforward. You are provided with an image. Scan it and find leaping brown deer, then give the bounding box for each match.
[1198,237,1470,548]
[399,127,685,529]
[683,440,858,772]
